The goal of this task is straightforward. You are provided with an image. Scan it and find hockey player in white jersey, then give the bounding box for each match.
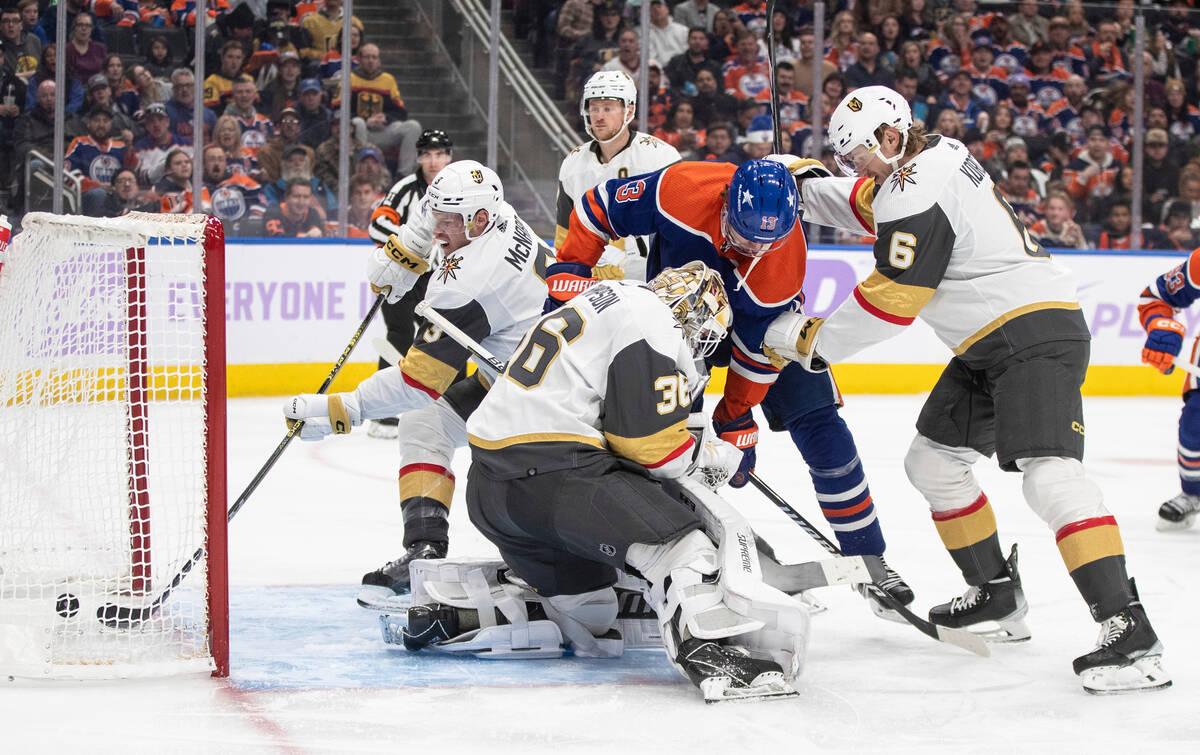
[762,86,1170,694]
[556,70,680,280]
[283,160,554,605]
[400,263,810,702]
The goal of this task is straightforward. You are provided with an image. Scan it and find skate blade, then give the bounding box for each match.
[366,422,399,440]
[357,585,412,611]
[700,673,799,704]
[969,617,1032,644]
[1081,654,1173,695]
[865,598,908,625]
[1155,514,1197,532]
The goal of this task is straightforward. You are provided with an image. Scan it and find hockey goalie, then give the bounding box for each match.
[390,264,815,702]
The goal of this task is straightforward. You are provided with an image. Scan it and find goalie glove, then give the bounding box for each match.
[544,260,597,313]
[686,416,744,490]
[1143,316,1185,375]
[712,410,758,489]
[283,392,364,440]
[367,231,432,304]
[762,310,828,372]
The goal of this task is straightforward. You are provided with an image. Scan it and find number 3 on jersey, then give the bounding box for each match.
[614,180,645,203]
[654,372,691,414]
[507,308,585,388]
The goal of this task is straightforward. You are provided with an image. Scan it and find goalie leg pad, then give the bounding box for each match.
[632,480,811,684]
[401,558,621,657]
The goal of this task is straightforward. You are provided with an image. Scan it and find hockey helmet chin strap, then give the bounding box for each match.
[877,127,909,177]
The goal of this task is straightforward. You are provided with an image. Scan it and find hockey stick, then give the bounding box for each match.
[97,293,388,629]
[1172,355,1200,379]
[414,300,507,374]
[746,472,989,656]
[765,0,783,154]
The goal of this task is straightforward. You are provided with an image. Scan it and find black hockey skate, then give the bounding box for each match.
[367,416,399,439]
[356,540,448,610]
[1156,492,1200,531]
[929,544,1030,642]
[676,638,797,703]
[1074,579,1172,694]
[855,555,915,624]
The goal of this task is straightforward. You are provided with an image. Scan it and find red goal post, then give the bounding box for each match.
[0,212,227,679]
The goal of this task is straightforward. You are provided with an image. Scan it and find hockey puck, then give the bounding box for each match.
[55,593,80,619]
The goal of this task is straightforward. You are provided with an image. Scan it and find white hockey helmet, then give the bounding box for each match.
[426,159,504,234]
[828,85,914,177]
[580,70,637,144]
[648,261,732,359]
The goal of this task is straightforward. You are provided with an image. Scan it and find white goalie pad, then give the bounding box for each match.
[658,479,812,682]
[403,558,622,659]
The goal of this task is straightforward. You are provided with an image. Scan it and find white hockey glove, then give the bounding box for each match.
[687,417,744,490]
[283,392,364,440]
[766,155,833,212]
[762,311,828,372]
[367,231,432,304]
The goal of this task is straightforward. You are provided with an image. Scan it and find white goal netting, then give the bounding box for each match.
[0,213,226,680]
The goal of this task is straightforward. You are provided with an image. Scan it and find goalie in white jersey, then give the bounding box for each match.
[403,263,808,702]
[283,160,554,606]
[763,86,1169,694]
[555,70,680,280]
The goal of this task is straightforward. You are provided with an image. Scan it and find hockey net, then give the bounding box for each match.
[0,212,228,679]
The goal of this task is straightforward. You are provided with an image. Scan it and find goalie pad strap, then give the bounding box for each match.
[327,395,351,434]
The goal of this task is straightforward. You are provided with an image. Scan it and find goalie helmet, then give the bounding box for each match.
[828,85,913,177]
[721,159,798,258]
[580,70,636,144]
[648,261,732,359]
[426,160,504,234]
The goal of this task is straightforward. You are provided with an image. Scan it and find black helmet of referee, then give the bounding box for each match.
[416,129,453,153]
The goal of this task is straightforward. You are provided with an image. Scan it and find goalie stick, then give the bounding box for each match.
[96,293,388,629]
[746,472,990,657]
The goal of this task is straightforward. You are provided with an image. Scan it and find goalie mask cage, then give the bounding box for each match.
[0,213,228,679]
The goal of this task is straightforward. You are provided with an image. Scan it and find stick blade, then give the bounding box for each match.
[934,625,992,657]
[96,602,156,630]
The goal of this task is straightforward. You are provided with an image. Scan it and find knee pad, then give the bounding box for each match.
[398,400,466,467]
[903,434,984,512]
[1017,456,1107,532]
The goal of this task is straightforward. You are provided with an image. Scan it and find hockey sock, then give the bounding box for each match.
[789,405,885,556]
[931,493,1007,586]
[1055,516,1134,621]
[398,462,453,547]
[1178,391,1200,495]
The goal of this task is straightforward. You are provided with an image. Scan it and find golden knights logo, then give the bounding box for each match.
[470,169,484,183]
[890,163,917,191]
[847,97,863,112]
[438,252,463,283]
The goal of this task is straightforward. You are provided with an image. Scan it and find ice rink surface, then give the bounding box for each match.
[5,392,1200,753]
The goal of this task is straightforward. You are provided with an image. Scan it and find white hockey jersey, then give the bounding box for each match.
[555,130,680,276]
[467,281,699,481]
[354,204,554,417]
[799,135,1089,368]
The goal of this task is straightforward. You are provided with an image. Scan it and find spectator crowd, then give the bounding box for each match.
[537,0,1200,249]
[0,0,419,237]
[5,0,1200,248]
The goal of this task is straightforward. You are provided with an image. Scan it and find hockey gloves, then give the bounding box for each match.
[368,233,432,304]
[1143,316,1186,375]
[544,261,597,313]
[712,410,758,488]
[763,310,829,372]
[283,393,364,440]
